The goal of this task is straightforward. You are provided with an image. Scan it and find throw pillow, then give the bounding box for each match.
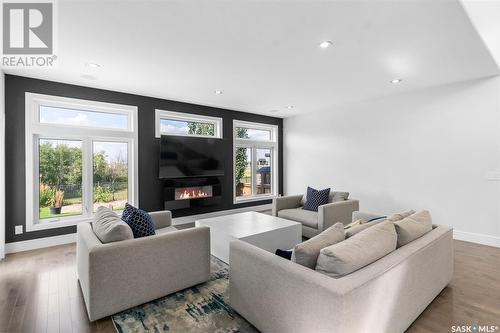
[316,221,397,278]
[330,191,349,202]
[303,187,331,212]
[387,210,416,222]
[344,219,363,230]
[92,206,133,243]
[122,202,136,220]
[345,218,387,238]
[394,210,432,247]
[275,249,293,260]
[121,205,156,238]
[291,222,345,269]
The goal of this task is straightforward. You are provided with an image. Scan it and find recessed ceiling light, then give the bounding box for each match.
[319,41,333,49]
[287,105,294,109]
[85,62,101,68]
[390,78,403,84]
[214,90,223,94]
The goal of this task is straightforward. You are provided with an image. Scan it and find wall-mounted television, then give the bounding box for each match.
[159,135,225,178]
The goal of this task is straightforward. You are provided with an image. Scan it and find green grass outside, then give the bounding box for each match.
[39,207,81,219]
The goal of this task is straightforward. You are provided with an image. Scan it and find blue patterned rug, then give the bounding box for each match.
[111,256,259,333]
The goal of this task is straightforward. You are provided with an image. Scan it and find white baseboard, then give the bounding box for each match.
[172,203,272,225]
[453,229,500,248]
[5,233,76,254]
[3,204,272,255]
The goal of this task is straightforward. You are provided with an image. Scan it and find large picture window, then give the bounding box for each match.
[26,93,138,231]
[233,120,278,203]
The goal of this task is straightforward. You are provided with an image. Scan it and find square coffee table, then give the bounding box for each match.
[195,211,302,263]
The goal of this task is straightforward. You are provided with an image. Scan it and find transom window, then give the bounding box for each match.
[155,109,222,138]
[233,120,278,203]
[26,93,138,231]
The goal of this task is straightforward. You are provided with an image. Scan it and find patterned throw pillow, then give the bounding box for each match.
[303,187,331,212]
[122,203,135,220]
[121,204,155,238]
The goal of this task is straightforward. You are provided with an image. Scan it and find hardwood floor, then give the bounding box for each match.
[0,240,499,333]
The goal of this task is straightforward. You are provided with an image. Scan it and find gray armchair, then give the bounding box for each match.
[272,192,359,238]
[77,210,210,321]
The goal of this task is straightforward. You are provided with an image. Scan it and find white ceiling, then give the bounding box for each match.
[3,0,499,118]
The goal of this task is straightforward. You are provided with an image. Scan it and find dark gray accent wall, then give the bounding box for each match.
[4,74,283,243]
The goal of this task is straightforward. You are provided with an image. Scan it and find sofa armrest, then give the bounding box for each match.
[272,194,303,216]
[229,240,344,333]
[318,199,359,231]
[149,210,172,229]
[76,222,103,311]
[82,226,210,320]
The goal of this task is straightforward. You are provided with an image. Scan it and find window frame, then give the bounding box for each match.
[233,120,278,204]
[25,93,139,231]
[155,109,223,139]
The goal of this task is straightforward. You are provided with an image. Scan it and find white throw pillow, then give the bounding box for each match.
[316,221,397,278]
[291,222,345,269]
[92,206,133,243]
[393,210,432,247]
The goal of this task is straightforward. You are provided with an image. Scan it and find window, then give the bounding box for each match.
[233,120,278,203]
[26,93,138,231]
[156,110,221,138]
[155,109,222,138]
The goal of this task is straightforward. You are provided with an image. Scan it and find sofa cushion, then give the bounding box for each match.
[345,218,387,238]
[292,223,345,269]
[303,187,331,212]
[278,208,318,229]
[387,210,416,222]
[92,206,133,243]
[316,221,397,277]
[394,210,432,247]
[122,207,156,238]
[330,191,349,202]
[155,226,178,235]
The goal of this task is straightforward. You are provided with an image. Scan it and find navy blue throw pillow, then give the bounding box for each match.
[121,204,155,238]
[303,187,330,212]
[366,216,387,223]
[275,249,293,260]
[121,203,135,221]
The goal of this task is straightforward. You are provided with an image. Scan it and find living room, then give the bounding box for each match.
[0,1,499,332]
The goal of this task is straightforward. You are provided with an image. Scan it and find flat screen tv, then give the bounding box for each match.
[159,135,225,178]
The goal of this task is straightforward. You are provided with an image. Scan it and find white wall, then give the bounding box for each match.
[0,71,4,259]
[284,76,500,246]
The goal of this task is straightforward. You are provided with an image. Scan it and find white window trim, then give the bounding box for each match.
[25,93,139,232]
[233,120,278,204]
[155,109,222,139]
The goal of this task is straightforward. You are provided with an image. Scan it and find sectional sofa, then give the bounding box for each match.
[229,223,453,333]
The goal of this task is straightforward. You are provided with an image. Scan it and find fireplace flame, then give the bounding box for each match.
[177,188,211,200]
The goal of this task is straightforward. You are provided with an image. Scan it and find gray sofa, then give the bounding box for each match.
[272,193,359,238]
[77,210,210,321]
[229,224,453,333]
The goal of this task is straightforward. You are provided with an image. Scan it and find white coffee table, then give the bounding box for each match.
[195,211,302,263]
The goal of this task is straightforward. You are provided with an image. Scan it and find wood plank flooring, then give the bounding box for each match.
[0,240,499,333]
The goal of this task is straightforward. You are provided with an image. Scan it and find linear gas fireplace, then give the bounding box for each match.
[175,186,213,200]
[163,177,222,210]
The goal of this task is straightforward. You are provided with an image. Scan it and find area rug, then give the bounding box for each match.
[111,256,259,333]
